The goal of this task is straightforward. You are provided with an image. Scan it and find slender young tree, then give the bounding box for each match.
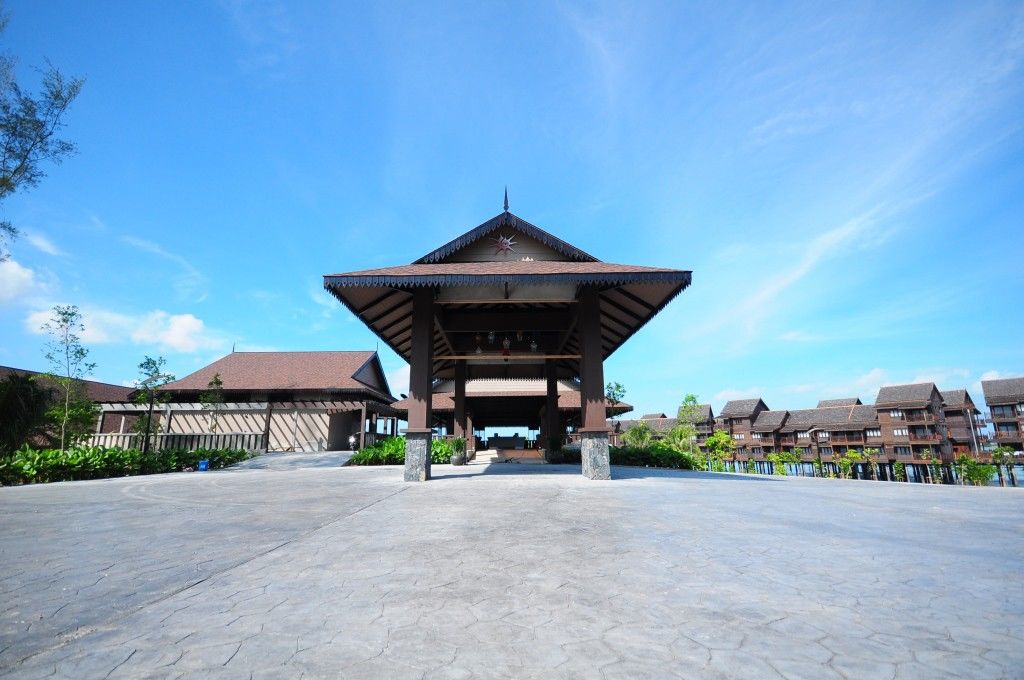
[605,382,626,420]
[132,356,175,453]
[199,373,225,433]
[41,305,96,452]
[0,5,83,260]
[676,394,703,460]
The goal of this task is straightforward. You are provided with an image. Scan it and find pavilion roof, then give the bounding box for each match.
[415,211,598,263]
[324,211,691,376]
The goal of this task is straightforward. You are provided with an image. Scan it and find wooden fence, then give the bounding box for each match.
[87,432,265,453]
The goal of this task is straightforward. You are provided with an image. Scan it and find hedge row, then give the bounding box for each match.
[0,445,251,486]
[347,437,460,466]
[561,444,698,470]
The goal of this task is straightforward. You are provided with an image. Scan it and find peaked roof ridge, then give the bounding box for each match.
[414,211,600,264]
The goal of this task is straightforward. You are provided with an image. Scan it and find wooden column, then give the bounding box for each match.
[358,404,366,450]
[545,359,564,463]
[453,360,467,439]
[466,412,474,454]
[578,286,610,479]
[404,287,434,481]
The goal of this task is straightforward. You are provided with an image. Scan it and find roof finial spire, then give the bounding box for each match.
[503,186,509,212]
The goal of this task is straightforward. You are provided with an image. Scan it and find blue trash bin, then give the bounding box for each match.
[197,459,209,471]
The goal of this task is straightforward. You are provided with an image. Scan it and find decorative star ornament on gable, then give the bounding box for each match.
[491,233,517,256]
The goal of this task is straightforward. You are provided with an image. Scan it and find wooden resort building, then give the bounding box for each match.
[982,377,1024,452]
[324,203,692,481]
[94,351,400,452]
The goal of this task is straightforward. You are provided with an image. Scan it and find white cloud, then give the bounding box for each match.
[25,307,226,354]
[820,368,890,402]
[25,232,62,256]
[0,259,39,304]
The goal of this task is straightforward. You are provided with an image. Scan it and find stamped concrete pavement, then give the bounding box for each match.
[1,456,1022,679]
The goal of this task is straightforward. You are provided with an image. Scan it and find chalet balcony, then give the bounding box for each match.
[824,433,865,445]
[902,412,935,424]
[909,433,941,443]
[995,431,1022,442]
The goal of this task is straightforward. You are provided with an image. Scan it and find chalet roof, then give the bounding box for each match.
[752,410,788,432]
[641,412,668,419]
[981,377,1024,404]
[817,398,862,407]
[415,211,598,264]
[876,383,938,406]
[0,365,133,402]
[720,399,766,418]
[850,405,879,424]
[939,389,979,412]
[779,405,879,433]
[160,351,393,402]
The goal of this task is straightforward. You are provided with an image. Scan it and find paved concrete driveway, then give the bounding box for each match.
[1,460,1022,679]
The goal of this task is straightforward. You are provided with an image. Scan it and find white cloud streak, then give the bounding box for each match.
[25,307,225,354]
[122,236,208,302]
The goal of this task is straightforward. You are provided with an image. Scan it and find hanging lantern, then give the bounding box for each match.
[502,336,511,358]
[487,331,496,344]
[530,339,538,352]
[516,330,524,342]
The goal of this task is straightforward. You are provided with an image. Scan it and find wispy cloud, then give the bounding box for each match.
[122,236,208,303]
[221,0,299,70]
[25,232,62,256]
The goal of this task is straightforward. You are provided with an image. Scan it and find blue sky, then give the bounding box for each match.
[1,1,1022,419]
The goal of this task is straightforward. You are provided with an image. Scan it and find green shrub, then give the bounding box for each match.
[0,444,251,486]
[348,436,406,465]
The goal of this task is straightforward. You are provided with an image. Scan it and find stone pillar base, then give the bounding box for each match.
[581,431,610,480]
[404,432,432,482]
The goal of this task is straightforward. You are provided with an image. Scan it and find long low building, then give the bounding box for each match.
[95,350,400,452]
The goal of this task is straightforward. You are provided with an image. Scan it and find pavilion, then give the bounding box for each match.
[324,201,691,481]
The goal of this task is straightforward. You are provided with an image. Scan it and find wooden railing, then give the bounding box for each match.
[87,432,266,453]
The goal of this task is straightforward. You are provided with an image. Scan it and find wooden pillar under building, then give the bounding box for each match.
[358,403,366,450]
[403,287,434,481]
[545,359,563,463]
[577,286,610,479]
[453,360,467,439]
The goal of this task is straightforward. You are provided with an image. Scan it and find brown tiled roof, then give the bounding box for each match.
[0,366,133,402]
[641,412,668,419]
[981,377,1024,404]
[160,351,393,400]
[326,260,685,283]
[779,405,879,433]
[817,398,862,407]
[876,383,938,405]
[752,410,788,432]
[720,399,766,418]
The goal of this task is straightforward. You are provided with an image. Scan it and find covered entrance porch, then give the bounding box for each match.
[325,206,690,481]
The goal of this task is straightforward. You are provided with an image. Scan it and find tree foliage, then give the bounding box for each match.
[0,6,83,260]
[0,373,52,455]
[604,381,626,418]
[622,420,653,448]
[703,429,735,464]
[41,305,96,452]
[132,356,176,444]
[199,373,225,433]
[675,393,702,457]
